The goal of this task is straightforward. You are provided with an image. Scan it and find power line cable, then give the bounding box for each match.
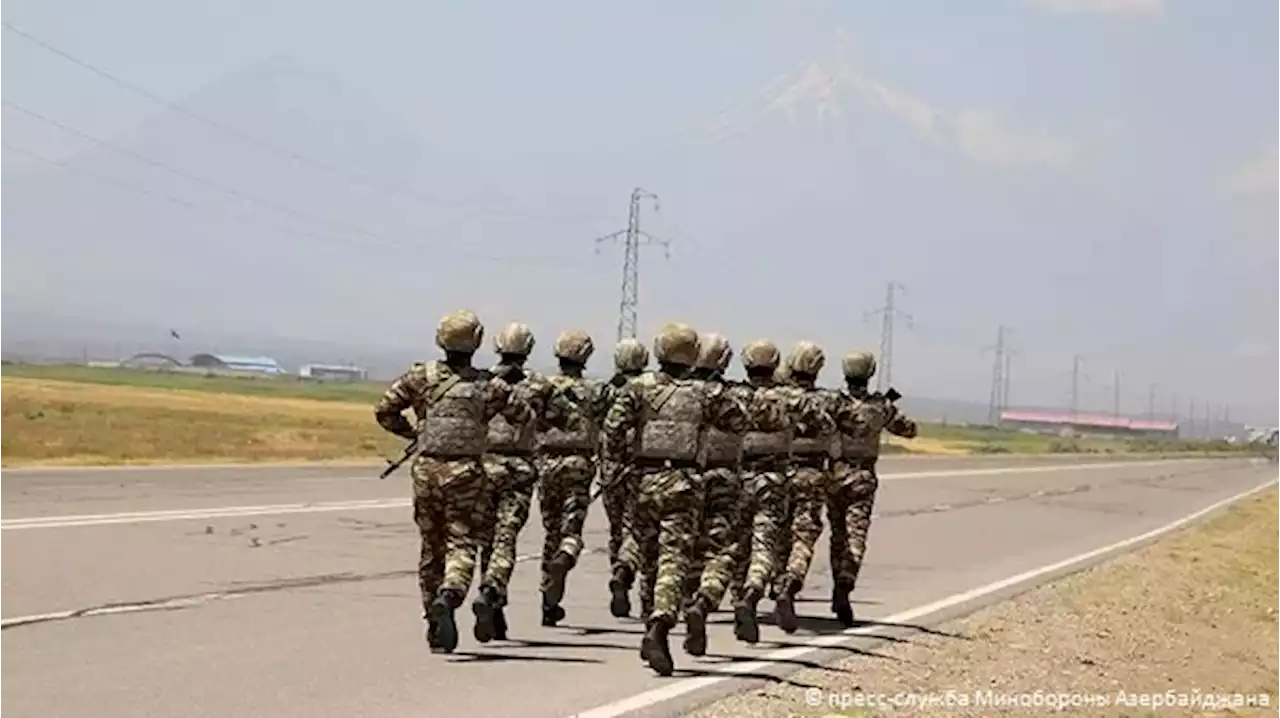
[0,135,586,271]
[3,100,588,268]
[2,20,612,225]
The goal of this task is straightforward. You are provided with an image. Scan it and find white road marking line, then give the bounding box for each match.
[0,459,1211,531]
[567,477,1278,718]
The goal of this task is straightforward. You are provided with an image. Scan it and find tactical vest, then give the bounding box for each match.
[741,384,790,457]
[539,376,599,452]
[840,394,889,460]
[417,372,488,457]
[791,388,835,457]
[636,380,704,462]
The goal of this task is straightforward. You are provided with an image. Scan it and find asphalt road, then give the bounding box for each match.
[2,455,1274,718]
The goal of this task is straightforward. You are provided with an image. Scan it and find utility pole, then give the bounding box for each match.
[1002,350,1013,412]
[1070,355,1083,418]
[987,325,1007,425]
[1147,383,1156,420]
[594,188,666,342]
[1112,369,1121,418]
[864,281,911,392]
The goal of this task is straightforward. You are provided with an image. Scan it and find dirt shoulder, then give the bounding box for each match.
[687,489,1279,718]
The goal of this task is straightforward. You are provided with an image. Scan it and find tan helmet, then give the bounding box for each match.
[842,351,877,380]
[554,329,595,364]
[494,322,535,356]
[435,309,484,353]
[741,339,781,371]
[614,338,649,373]
[696,333,732,371]
[652,323,701,366]
[786,341,826,376]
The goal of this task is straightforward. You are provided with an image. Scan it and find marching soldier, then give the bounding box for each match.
[602,338,649,617]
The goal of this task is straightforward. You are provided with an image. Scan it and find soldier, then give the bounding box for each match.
[602,338,649,617]
[373,310,532,653]
[474,323,558,643]
[537,329,608,626]
[770,341,839,634]
[602,323,749,676]
[726,339,802,644]
[828,351,917,626]
[681,333,756,656]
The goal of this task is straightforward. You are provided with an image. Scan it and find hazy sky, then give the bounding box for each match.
[2,0,1276,423]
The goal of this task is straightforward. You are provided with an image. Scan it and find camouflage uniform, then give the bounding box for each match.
[373,310,531,654]
[601,339,649,599]
[476,324,561,642]
[602,323,749,676]
[536,330,609,625]
[723,340,804,644]
[771,341,840,634]
[828,351,917,626]
[681,334,757,657]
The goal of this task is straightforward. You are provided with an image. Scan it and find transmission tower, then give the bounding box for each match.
[987,325,1008,425]
[594,188,667,342]
[864,281,911,392]
[1069,355,1084,418]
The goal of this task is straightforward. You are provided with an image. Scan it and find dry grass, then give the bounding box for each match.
[687,489,1279,718]
[1,378,401,466]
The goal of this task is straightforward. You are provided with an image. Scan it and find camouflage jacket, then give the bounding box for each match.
[835,388,918,460]
[538,372,610,452]
[601,369,749,462]
[777,379,841,457]
[373,360,530,441]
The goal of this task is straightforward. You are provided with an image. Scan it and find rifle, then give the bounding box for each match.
[379,439,418,480]
[884,387,902,403]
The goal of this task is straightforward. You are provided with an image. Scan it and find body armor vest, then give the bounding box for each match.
[417,372,488,458]
[539,376,598,452]
[840,394,889,460]
[636,380,704,462]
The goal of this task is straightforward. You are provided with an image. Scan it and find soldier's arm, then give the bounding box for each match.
[373,367,427,440]
[749,386,789,432]
[708,383,750,434]
[540,378,581,430]
[886,407,919,439]
[831,395,865,437]
[484,376,533,426]
[601,385,642,458]
[792,390,835,436]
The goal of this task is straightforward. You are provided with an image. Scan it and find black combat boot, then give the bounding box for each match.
[543,550,575,608]
[472,585,501,643]
[430,589,463,653]
[493,604,509,641]
[641,617,675,676]
[733,587,762,644]
[773,579,799,634]
[683,594,711,656]
[541,591,567,627]
[832,581,855,628]
[609,566,633,618]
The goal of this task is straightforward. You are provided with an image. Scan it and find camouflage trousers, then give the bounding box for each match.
[828,459,879,588]
[536,452,597,591]
[727,460,790,601]
[478,454,539,605]
[618,465,700,625]
[685,467,743,609]
[772,461,834,597]
[411,455,491,613]
[601,459,640,575]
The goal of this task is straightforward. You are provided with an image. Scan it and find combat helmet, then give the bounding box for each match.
[652,323,701,367]
[494,322,536,356]
[786,341,826,377]
[741,339,781,371]
[554,329,595,364]
[614,338,649,373]
[696,333,732,372]
[841,351,877,381]
[435,309,484,353]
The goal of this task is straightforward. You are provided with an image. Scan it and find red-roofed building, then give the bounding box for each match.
[999,410,1179,439]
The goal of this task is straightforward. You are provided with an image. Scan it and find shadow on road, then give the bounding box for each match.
[699,652,860,673]
[446,651,604,665]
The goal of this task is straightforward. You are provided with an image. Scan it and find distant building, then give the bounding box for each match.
[188,353,285,375]
[299,363,368,381]
[1000,410,1179,439]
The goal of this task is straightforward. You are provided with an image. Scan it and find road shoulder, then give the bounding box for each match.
[684,487,1278,718]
